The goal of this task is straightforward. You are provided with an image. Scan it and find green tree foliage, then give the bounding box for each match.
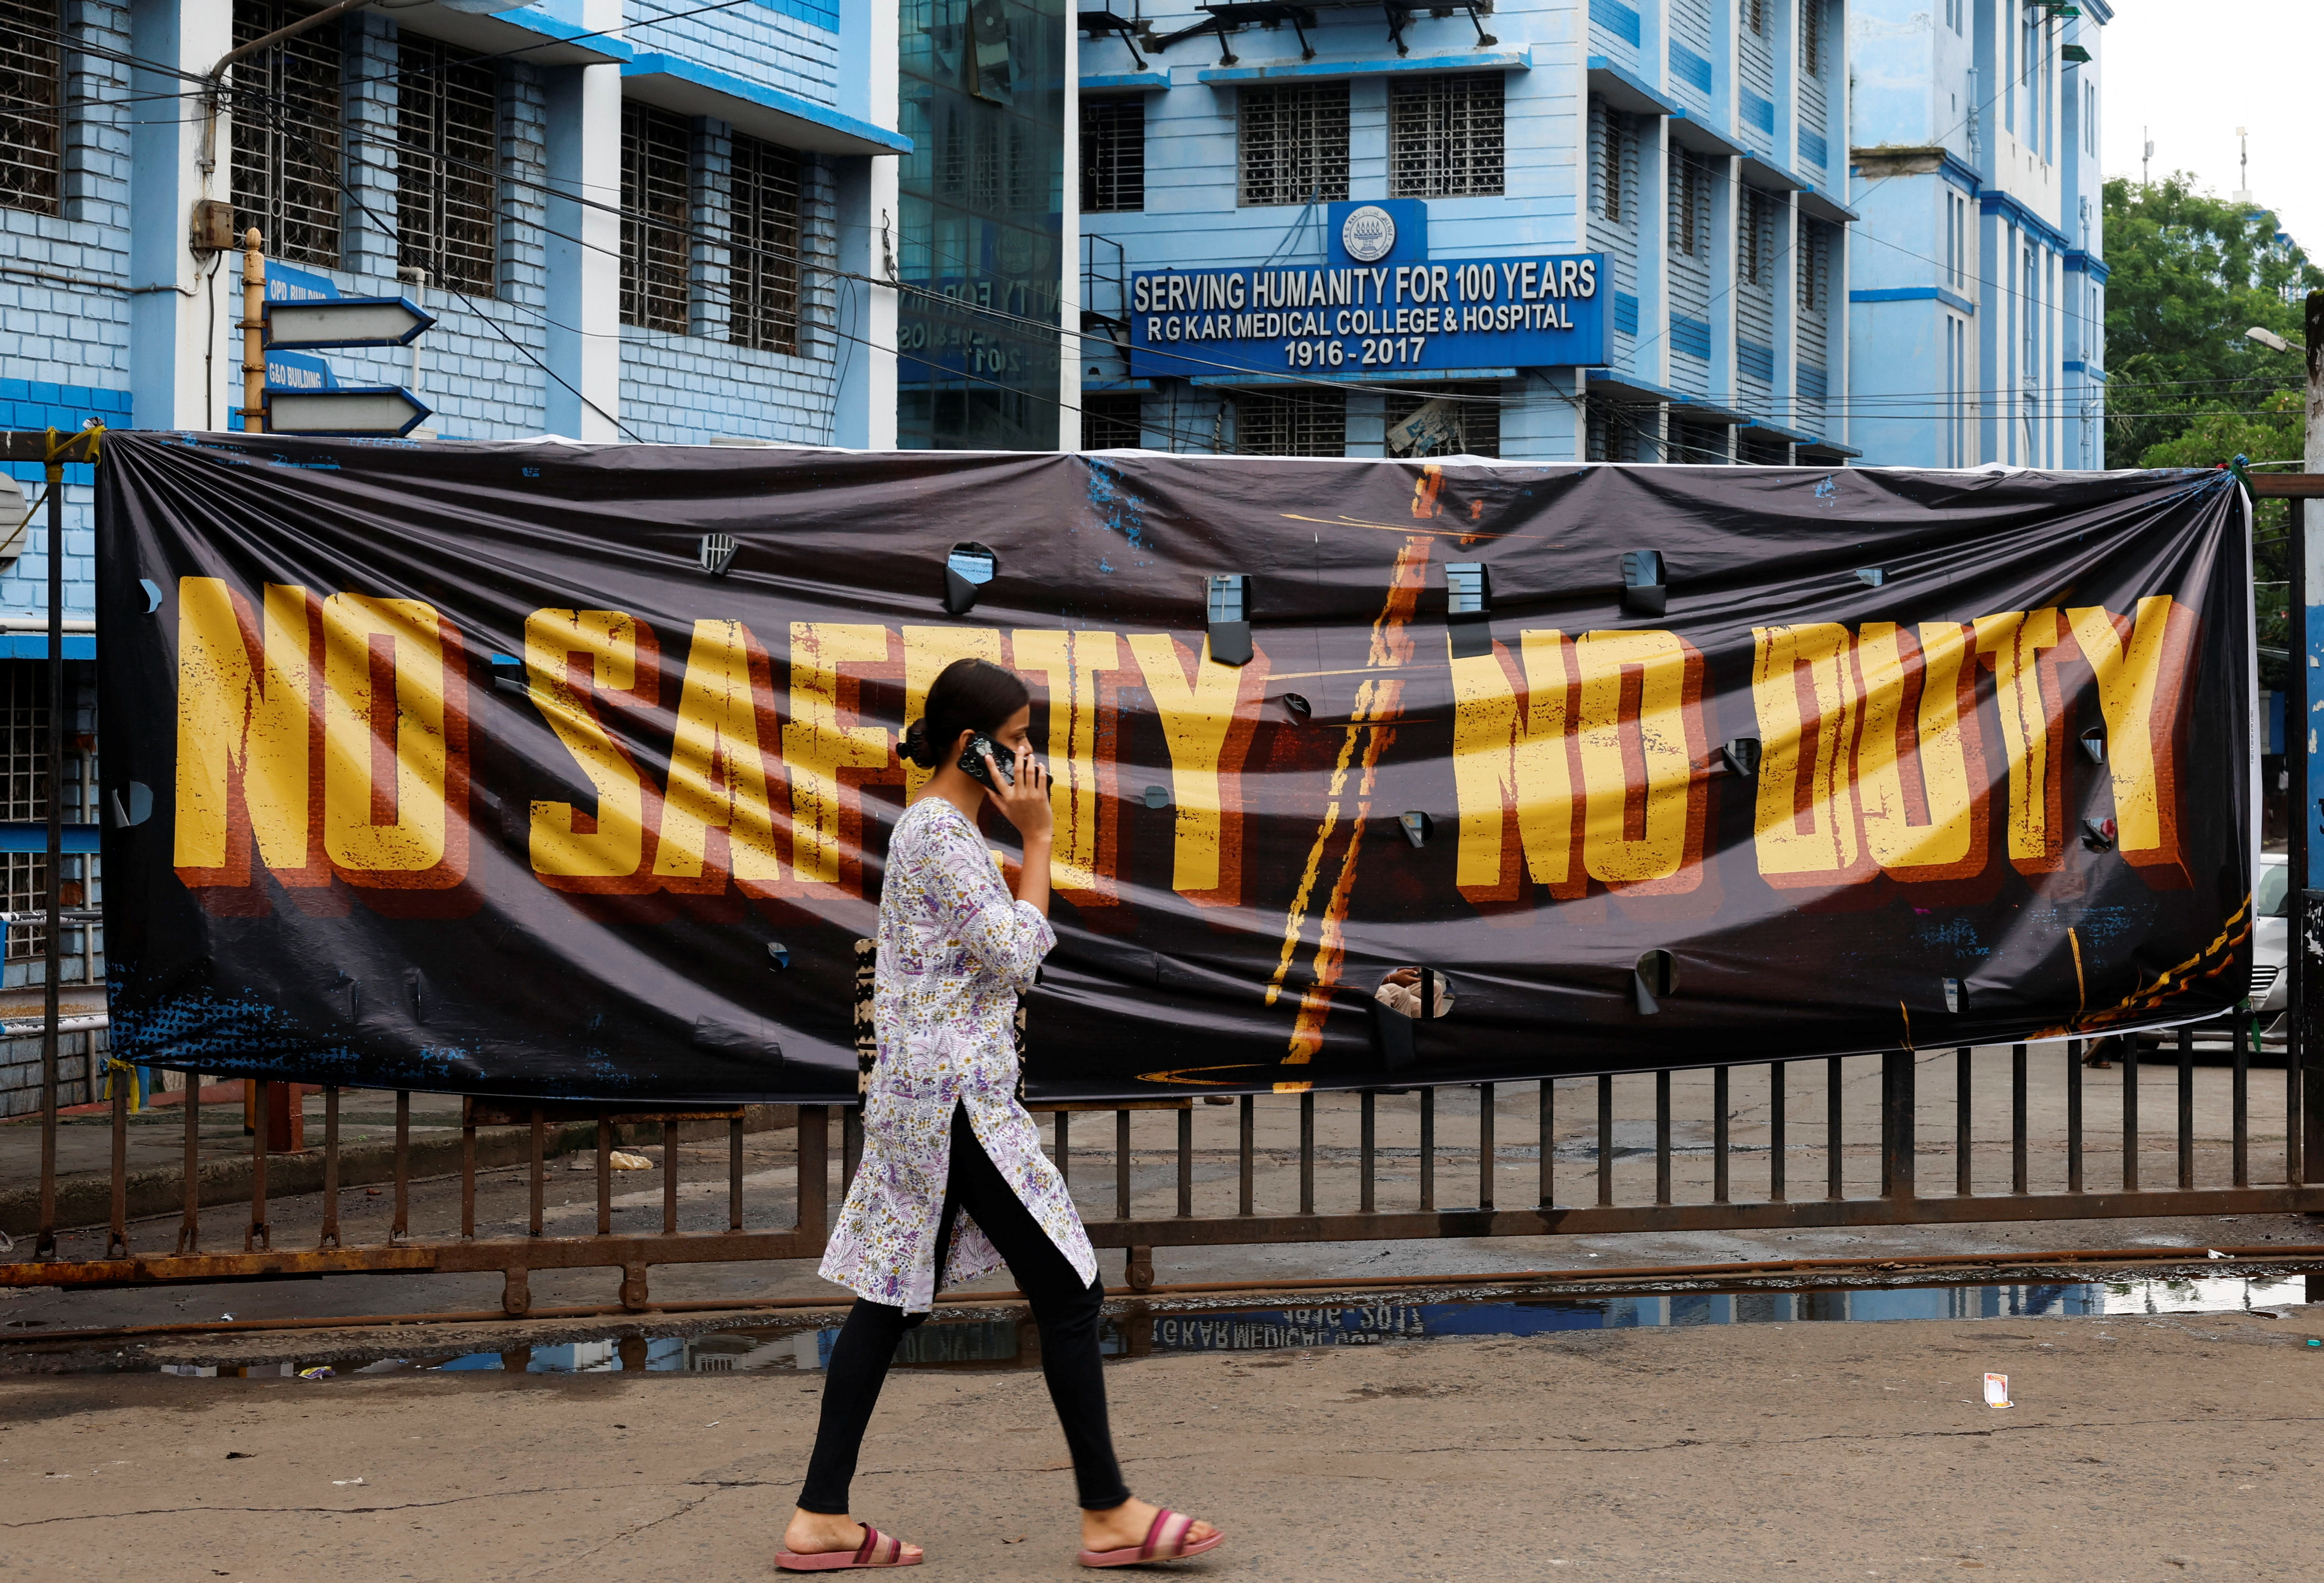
[2104,175,2321,682]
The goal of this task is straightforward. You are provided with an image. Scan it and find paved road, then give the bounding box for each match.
[4,1295,2319,1580]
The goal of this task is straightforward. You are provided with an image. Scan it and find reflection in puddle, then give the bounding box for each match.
[147,1274,2311,1379]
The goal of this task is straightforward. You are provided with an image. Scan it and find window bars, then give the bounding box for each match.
[1738,187,1772,287]
[729,133,802,355]
[1083,393,1145,449]
[1388,74,1504,200]
[0,0,62,216]
[1237,83,1349,208]
[1799,219,1831,314]
[1081,96,1146,214]
[1234,388,1346,457]
[1589,98,1629,224]
[395,39,499,296]
[1386,385,1502,459]
[620,103,691,334]
[1800,0,1825,77]
[0,660,47,961]
[230,0,345,268]
[1669,148,1709,257]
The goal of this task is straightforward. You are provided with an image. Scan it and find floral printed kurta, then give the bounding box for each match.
[818,796,1098,1312]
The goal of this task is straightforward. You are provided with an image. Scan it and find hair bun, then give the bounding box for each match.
[901,718,932,769]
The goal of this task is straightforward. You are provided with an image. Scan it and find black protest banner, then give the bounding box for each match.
[96,434,2252,1102]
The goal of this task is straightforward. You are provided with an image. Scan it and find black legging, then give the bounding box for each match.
[797,1102,1130,1515]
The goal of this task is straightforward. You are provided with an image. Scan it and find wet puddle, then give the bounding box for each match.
[149,1274,2318,1378]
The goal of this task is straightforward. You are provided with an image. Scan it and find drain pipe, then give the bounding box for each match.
[199,1,377,186]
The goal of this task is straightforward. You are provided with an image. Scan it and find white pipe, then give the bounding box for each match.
[0,1013,107,1036]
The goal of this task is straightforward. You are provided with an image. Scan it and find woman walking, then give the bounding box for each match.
[778,658,1224,1573]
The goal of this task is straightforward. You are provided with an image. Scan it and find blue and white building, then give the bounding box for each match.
[1072,0,1861,465]
[1845,0,2108,468]
[0,0,931,994]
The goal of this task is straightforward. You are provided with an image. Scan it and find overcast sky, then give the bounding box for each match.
[2101,0,2323,251]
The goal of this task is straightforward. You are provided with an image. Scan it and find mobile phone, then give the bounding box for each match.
[959,733,1016,789]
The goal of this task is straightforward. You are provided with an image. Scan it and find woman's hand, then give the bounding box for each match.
[985,750,1052,916]
[984,748,1053,841]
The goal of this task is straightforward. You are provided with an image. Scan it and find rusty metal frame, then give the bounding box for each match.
[11,1029,2319,1317]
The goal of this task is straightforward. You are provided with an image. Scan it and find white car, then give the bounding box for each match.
[2126,854,2284,1054]
[2254,852,2287,1019]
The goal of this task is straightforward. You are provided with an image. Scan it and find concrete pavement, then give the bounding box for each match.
[3,1293,2320,1580]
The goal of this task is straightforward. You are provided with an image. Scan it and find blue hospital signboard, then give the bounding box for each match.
[1127,200,1606,381]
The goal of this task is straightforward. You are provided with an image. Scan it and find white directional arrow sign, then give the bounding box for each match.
[264,385,433,437]
[263,296,437,350]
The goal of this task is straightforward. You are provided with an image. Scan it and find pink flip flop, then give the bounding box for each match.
[776,1523,922,1571]
[1078,1507,1225,1568]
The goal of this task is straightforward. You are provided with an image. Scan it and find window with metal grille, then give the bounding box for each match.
[396,38,498,295]
[1233,388,1345,456]
[1589,98,1629,223]
[621,103,691,333]
[1237,83,1348,208]
[1082,96,1144,213]
[1743,0,1764,35]
[1738,187,1771,285]
[729,132,801,354]
[0,0,62,216]
[1385,385,1501,458]
[230,0,344,267]
[1083,392,1144,449]
[1669,148,1708,256]
[0,663,48,961]
[1388,74,1503,199]
[1799,220,1830,312]
[1800,0,1824,77]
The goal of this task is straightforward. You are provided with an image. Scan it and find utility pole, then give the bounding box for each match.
[2141,128,2152,186]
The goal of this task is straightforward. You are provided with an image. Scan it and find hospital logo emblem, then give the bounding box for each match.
[1339,205,1398,263]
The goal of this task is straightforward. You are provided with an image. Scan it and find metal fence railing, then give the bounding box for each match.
[7,1028,2318,1318]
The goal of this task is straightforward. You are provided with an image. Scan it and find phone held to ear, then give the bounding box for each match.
[959,733,1017,789]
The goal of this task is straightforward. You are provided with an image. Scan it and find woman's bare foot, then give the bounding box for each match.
[782,1508,923,1564]
[1081,1497,1219,1555]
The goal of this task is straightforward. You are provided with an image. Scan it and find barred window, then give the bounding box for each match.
[1799,220,1831,312]
[1669,148,1708,257]
[1385,385,1500,459]
[1388,74,1503,199]
[1081,96,1144,213]
[1083,392,1144,449]
[0,662,48,961]
[231,0,344,268]
[1800,0,1825,77]
[1589,97,1629,223]
[1738,186,1772,286]
[0,0,62,216]
[1237,84,1347,208]
[621,103,691,333]
[1743,0,1765,35]
[1234,389,1344,456]
[730,133,801,354]
[396,39,498,295]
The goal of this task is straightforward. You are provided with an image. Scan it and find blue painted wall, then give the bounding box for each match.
[1846,0,2108,468]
